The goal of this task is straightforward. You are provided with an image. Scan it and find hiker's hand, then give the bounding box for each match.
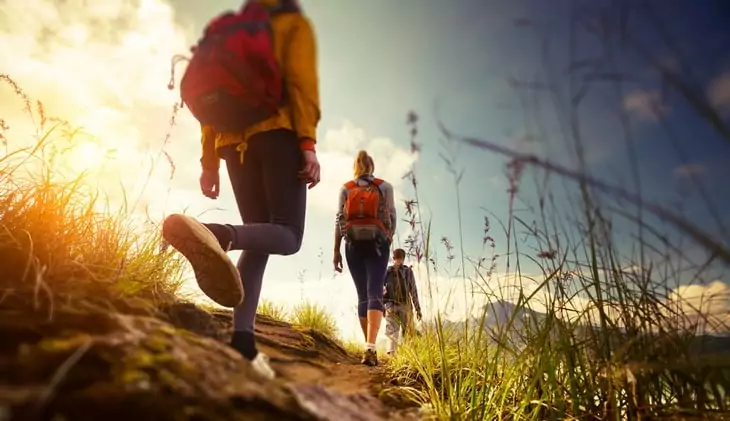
[299,149,320,189]
[200,169,220,199]
[333,251,343,273]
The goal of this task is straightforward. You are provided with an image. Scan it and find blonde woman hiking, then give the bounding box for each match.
[162,0,320,380]
[333,150,396,366]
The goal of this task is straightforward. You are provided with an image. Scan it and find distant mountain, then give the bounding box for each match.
[428,300,547,336]
[424,300,730,355]
[480,300,546,329]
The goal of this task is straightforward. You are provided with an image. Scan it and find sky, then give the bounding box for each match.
[0,0,728,340]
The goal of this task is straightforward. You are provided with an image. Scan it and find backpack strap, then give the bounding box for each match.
[346,178,382,196]
[368,178,390,235]
[364,178,384,197]
[259,1,297,104]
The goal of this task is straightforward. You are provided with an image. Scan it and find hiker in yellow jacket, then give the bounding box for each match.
[163,0,320,380]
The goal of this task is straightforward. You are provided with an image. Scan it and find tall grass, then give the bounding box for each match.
[0,74,186,317]
[291,301,339,338]
[384,5,730,420]
[389,130,730,420]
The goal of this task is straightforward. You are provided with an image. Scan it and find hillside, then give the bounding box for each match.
[432,300,546,337]
[0,302,420,421]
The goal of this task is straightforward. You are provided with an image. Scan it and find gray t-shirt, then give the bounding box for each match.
[335,174,397,236]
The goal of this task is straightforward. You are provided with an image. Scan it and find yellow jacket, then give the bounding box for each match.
[200,0,320,170]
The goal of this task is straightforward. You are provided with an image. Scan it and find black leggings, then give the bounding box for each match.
[206,129,306,333]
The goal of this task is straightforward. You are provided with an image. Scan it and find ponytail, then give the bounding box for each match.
[353,150,375,178]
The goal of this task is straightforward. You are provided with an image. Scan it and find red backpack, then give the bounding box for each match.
[343,178,392,243]
[168,2,286,132]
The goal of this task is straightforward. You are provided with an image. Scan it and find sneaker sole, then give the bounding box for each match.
[162,214,243,308]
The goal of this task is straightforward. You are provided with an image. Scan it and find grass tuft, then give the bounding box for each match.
[258,299,289,321]
[291,301,339,338]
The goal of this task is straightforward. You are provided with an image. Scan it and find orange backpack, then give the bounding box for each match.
[343,178,391,243]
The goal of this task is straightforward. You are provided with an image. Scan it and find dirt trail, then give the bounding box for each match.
[165,303,420,420]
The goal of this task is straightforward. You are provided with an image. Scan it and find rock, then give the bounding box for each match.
[0,309,397,421]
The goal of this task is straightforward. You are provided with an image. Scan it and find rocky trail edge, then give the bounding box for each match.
[0,302,422,421]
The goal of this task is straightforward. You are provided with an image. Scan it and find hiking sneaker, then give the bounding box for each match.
[361,349,378,367]
[251,352,276,380]
[161,213,243,307]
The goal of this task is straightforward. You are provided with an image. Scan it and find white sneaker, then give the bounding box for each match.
[251,352,276,380]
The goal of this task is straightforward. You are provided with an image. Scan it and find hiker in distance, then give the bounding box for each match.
[333,150,397,367]
[383,248,422,356]
[162,0,320,380]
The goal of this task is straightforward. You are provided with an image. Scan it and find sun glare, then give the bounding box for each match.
[64,140,110,173]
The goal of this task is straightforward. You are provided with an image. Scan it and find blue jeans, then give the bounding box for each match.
[345,241,391,318]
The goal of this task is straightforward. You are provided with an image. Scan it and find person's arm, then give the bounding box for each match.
[407,266,422,316]
[384,181,397,233]
[284,15,321,153]
[382,266,390,298]
[334,185,347,253]
[200,124,220,170]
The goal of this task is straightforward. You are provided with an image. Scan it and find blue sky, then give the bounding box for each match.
[1,0,728,339]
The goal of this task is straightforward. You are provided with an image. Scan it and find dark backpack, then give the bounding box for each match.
[384,265,410,306]
[170,1,289,132]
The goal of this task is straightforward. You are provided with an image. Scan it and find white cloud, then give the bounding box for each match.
[623,90,669,122]
[0,0,200,207]
[667,280,730,335]
[548,274,730,336]
[708,71,730,114]
[432,262,730,337]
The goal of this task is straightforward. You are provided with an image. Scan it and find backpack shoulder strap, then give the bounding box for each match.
[385,265,397,281]
[362,177,384,199]
[344,180,357,190]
